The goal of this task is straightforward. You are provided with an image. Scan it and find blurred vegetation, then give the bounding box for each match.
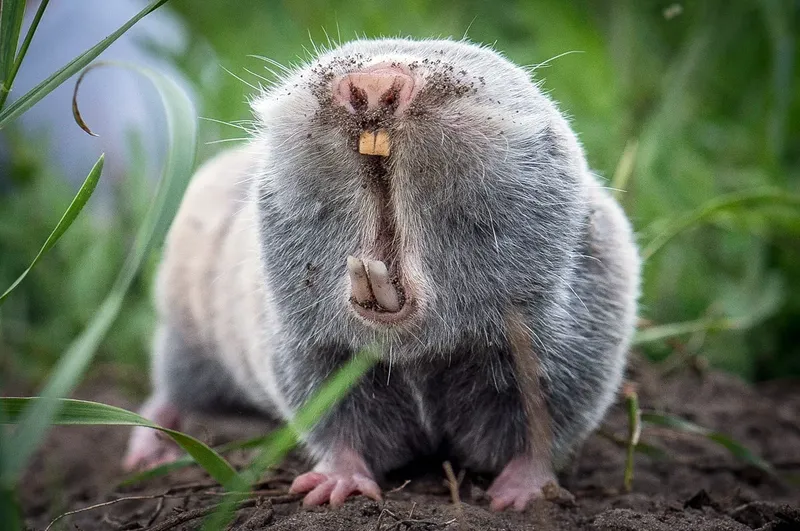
[1,0,799,385]
[0,129,157,386]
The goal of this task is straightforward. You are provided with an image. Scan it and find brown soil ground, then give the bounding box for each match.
[17,356,800,530]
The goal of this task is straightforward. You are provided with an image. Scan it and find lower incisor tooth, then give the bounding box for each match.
[347,256,372,304]
[365,259,401,312]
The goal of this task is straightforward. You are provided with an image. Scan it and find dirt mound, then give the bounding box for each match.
[19,357,800,530]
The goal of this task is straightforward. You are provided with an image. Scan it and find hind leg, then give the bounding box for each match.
[123,395,183,471]
[123,324,253,471]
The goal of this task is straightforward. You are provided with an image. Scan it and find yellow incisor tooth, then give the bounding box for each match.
[358,129,391,157]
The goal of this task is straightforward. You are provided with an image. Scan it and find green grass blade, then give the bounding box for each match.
[634,441,669,460]
[633,276,784,345]
[0,0,50,111]
[0,0,170,128]
[633,317,738,345]
[610,139,638,202]
[120,433,272,486]
[0,398,237,487]
[623,388,640,492]
[0,487,21,531]
[202,347,381,530]
[642,189,800,260]
[597,429,669,460]
[0,62,196,487]
[125,347,382,494]
[290,347,380,434]
[0,0,25,109]
[0,154,104,305]
[641,412,776,476]
[243,346,380,484]
[0,399,21,531]
[120,456,194,486]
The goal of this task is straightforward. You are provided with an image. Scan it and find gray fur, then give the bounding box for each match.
[143,38,640,480]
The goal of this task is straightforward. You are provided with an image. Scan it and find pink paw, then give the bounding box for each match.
[123,425,183,471]
[289,447,382,507]
[122,398,183,472]
[487,455,557,512]
[290,471,382,507]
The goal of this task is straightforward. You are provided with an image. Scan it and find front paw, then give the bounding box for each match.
[290,471,382,507]
[289,447,382,507]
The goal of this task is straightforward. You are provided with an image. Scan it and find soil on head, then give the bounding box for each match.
[18,356,800,530]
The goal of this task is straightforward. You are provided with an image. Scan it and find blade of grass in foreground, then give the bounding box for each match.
[201,347,381,530]
[0,0,170,128]
[124,346,382,492]
[0,402,21,531]
[0,0,51,111]
[622,387,641,492]
[119,433,272,486]
[0,398,237,487]
[0,155,104,305]
[0,0,25,107]
[0,61,196,488]
[641,412,776,476]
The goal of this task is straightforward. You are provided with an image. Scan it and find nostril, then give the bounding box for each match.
[381,86,398,111]
[349,82,368,113]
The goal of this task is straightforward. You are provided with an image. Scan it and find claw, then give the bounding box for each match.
[291,472,382,507]
[289,447,382,507]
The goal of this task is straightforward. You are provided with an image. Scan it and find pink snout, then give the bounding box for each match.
[333,63,418,115]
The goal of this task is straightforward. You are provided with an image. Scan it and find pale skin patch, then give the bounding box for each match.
[487,310,558,511]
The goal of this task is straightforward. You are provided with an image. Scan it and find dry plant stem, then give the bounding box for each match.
[374,508,389,531]
[144,495,301,531]
[158,480,222,494]
[145,496,166,527]
[236,499,275,531]
[100,513,131,529]
[144,500,256,531]
[443,461,465,526]
[623,384,641,493]
[385,520,457,531]
[387,479,411,493]
[45,495,178,531]
[44,490,300,531]
[379,509,457,531]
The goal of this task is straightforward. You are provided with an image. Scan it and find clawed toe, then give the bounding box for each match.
[290,471,382,507]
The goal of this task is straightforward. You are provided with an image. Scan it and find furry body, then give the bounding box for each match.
[128,38,641,509]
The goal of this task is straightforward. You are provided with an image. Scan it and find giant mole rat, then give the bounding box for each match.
[123,38,641,511]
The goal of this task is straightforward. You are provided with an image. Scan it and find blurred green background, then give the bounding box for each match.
[1,0,798,389]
